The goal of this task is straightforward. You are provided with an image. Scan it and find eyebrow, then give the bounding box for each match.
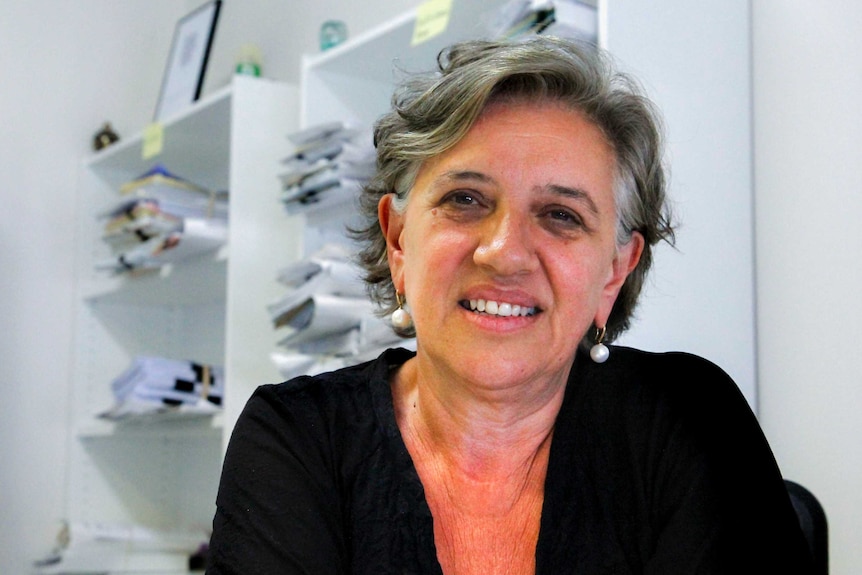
[545,184,600,216]
[435,170,601,216]
[435,170,494,185]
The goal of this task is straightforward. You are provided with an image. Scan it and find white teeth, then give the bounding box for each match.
[467,299,535,317]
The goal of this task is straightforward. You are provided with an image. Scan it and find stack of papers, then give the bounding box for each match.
[488,0,598,44]
[267,244,410,379]
[100,355,224,420]
[96,165,228,273]
[540,0,598,43]
[490,0,556,37]
[278,122,375,215]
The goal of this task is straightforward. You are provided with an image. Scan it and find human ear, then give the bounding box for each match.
[378,193,406,292]
[595,231,645,327]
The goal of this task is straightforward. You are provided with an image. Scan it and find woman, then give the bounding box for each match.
[208,37,812,574]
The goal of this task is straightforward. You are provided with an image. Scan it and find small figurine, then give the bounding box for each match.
[93,122,120,151]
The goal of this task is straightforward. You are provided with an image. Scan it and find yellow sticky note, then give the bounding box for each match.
[412,0,453,46]
[142,123,164,160]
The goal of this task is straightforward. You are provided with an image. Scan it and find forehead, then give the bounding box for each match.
[417,99,617,191]
[471,98,609,148]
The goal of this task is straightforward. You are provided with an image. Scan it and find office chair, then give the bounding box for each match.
[785,479,828,575]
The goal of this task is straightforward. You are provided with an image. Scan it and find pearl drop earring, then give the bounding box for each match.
[391,293,413,330]
[590,325,610,364]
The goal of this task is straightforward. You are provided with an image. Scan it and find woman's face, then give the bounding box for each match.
[380,100,643,390]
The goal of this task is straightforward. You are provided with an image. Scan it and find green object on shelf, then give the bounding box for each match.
[235,44,262,77]
[320,20,348,51]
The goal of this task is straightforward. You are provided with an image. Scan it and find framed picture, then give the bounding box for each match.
[154,0,222,121]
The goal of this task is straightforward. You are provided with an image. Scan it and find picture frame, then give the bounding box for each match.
[154,0,222,121]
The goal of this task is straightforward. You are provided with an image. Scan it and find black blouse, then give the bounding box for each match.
[207,346,813,574]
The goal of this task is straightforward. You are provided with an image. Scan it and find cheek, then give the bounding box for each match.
[408,218,470,259]
[547,250,611,303]
[403,227,472,296]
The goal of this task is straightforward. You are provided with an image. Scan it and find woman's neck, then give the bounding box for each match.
[392,354,566,482]
[391,354,562,574]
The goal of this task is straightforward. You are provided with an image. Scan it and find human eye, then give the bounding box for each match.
[436,189,489,222]
[546,206,583,225]
[443,190,482,207]
[540,205,589,234]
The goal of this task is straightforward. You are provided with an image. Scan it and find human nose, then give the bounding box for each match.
[473,209,538,276]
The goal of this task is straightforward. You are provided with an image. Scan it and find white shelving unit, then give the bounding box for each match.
[54,75,298,574]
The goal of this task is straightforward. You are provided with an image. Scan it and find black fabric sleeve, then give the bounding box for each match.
[643,353,814,574]
[207,382,347,575]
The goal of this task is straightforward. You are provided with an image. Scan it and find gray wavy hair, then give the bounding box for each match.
[353,36,675,346]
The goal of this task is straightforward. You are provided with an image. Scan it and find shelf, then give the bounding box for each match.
[86,83,233,191]
[33,545,198,575]
[82,246,228,307]
[300,3,505,128]
[78,410,223,439]
[303,10,420,85]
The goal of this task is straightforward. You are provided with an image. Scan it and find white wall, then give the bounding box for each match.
[0,2,189,571]
[608,0,758,406]
[753,2,862,573]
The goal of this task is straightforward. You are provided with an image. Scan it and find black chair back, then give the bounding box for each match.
[785,479,828,575]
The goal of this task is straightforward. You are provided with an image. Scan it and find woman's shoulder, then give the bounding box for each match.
[599,345,745,405]
[572,345,756,440]
[604,344,731,378]
[587,345,769,460]
[235,347,415,450]
[254,347,415,411]
[227,347,415,472]
[566,348,808,573]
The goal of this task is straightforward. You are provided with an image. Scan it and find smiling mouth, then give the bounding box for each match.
[460,299,539,317]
